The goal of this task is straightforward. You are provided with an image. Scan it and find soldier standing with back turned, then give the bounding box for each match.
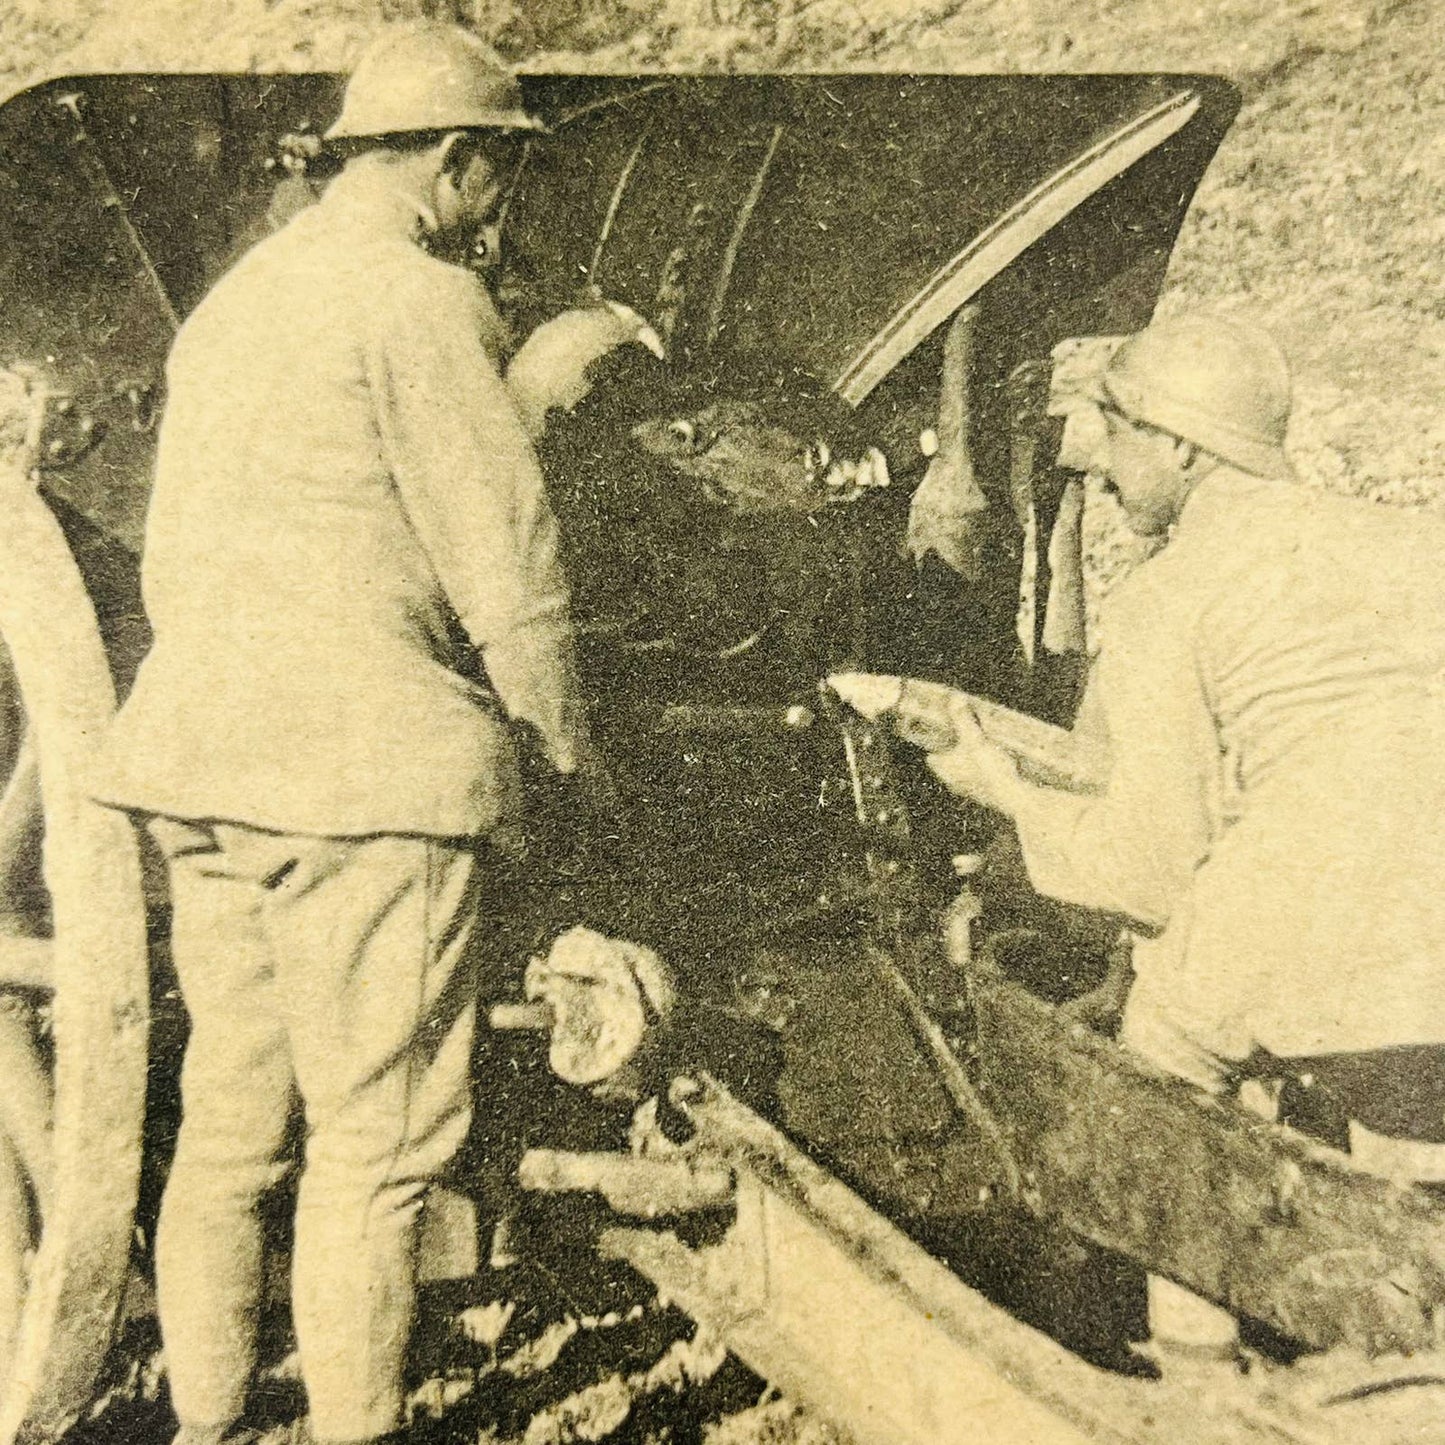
[94,25,634,1445]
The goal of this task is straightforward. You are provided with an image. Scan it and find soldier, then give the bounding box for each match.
[94,25,637,1445]
[921,313,1445,1350]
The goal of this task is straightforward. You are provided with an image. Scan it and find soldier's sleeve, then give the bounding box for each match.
[1007,564,1218,932]
[370,264,588,773]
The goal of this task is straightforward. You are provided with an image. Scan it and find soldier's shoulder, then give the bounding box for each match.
[381,245,490,312]
[179,211,330,323]
[1095,537,1220,652]
[365,250,505,360]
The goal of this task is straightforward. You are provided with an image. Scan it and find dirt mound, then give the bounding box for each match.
[0,0,1391,81]
[1164,0,1445,505]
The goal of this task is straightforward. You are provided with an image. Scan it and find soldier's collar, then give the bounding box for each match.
[322,163,433,244]
[1175,465,1279,535]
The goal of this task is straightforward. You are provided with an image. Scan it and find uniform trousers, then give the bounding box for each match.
[1122,980,1445,1152]
[1121,981,1445,1356]
[148,817,485,1445]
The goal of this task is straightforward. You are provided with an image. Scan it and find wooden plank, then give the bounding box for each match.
[0,937,51,993]
[0,461,149,1445]
[969,972,1445,1353]
[603,1079,1341,1445]
[770,933,1445,1353]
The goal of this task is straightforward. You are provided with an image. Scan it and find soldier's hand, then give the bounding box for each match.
[925,696,1024,816]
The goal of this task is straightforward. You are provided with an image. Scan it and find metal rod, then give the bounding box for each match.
[548,81,674,133]
[705,123,784,348]
[837,90,1200,404]
[60,100,181,333]
[588,129,650,290]
[520,1149,735,1217]
[873,952,1023,1200]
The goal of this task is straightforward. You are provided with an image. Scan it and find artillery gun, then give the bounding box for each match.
[0,67,1439,1445]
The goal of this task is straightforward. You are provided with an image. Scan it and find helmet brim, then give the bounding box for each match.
[1101,369,1293,480]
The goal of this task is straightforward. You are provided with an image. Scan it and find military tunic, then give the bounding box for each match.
[1013,468,1445,1061]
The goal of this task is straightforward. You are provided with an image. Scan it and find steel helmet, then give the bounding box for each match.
[1100,314,1293,479]
[325,24,546,142]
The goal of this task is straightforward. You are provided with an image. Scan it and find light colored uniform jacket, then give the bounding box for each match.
[95,164,587,840]
[1014,469,1445,1059]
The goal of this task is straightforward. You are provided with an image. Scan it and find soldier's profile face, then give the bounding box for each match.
[1100,405,1186,538]
[424,140,507,269]
[431,135,531,272]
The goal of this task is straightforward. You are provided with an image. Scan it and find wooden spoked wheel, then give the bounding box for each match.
[0,440,148,1444]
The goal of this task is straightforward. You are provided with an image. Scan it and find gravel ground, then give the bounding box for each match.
[2,1,1440,1441]
[1161,0,1445,507]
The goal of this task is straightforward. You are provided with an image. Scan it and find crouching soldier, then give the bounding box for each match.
[921,313,1445,1357]
[94,25,645,1445]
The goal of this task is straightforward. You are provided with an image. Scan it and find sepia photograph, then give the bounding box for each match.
[0,2,1441,1442]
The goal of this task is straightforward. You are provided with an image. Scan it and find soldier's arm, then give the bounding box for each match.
[370,265,589,773]
[1003,570,1217,931]
[506,303,661,440]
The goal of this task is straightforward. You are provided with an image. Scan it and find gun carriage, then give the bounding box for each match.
[0,68,1438,1445]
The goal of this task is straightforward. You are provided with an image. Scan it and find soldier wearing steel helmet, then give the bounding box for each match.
[923,311,1445,1358]
[927,311,1445,1143]
[94,25,643,1445]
